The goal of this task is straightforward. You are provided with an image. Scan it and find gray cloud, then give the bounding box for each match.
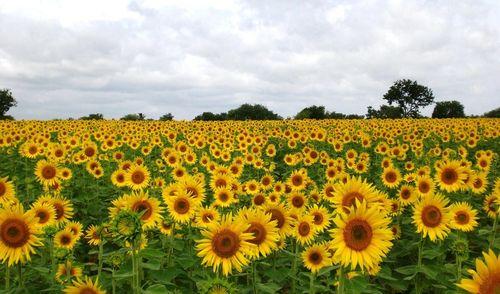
[0,0,499,120]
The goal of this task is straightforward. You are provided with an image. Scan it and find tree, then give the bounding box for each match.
[121,113,144,121]
[80,113,104,120]
[159,113,174,121]
[0,88,17,119]
[383,79,434,118]
[366,105,404,119]
[226,104,281,120]
[483,107,500,118]
[432,101,465,118]
[295,105,327,119]
[194,112,228,121]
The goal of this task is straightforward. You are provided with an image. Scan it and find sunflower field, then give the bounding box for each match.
[0,118,499,294]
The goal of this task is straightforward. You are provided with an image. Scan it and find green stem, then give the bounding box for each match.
[337,266,344,294]
[17,263,23,288]
[309,272,316,294]
[456,254,462,282]
[252,261,258,294]
[291,241,299,293]
[131,248,137,294]
[97,241,104,281]
[5,265,10,290]
[112,268,116,294]
[489,216,498,248]
[416,237,424,294]
[50,240,56,285]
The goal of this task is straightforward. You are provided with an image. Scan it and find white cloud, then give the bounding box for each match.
[0,0,499,119]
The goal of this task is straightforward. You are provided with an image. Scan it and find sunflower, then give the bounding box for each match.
[449,202,478,232]
[213,187,236,208]
[195,206,220,228]
[110,170,127,187]
[287,192,307,211]
[435,160,467,193]
[412,193,451,242]
[177,176,206,203]
[54,229,77,250]
[63,276,105,294]
[293,214,317,245]
[196,213,256,276]
[457,249,500,294]
[381,167,402,188]
[331,176,380,214]
[50,196,74,225]
[126,191,163,229]
[165,192,198,224]
[159,220,174,236]
[29,201,56,228]
[469,172,488,194]
[329,200,393,271]
[55,260,83,283]
[415,175,435,197]
[238,208,279,258]
[309,205,332,232]
[0,205,42,265]
[35,160,60,187]
[126,164,150,190]
[287,169,308,191]
[398,185,417,206]
[261,203,294,237]
[65,221,84,238]
[0,177,16,204]
[302,243,332,273]
[85,225,102,246]
[484,194,499,219]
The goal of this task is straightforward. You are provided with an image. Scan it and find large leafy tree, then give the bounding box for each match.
[226,104,281,120]
[0,88,17,119]
[483,107,500,118]
[80,113,104,120]
[159,113,174,121]
[432,100,465,118]
[366,105,404,119]
[383,79,434,118]
[295,105,327,119]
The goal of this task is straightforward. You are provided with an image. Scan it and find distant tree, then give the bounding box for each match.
[345,114,364,119]
[295,105,328,119]
[80,113,104,120]
[194,112,228,121]
[0,88,17,119]
[159,113,174,121]
[226,104,281,120]
[327,111,347,119]
[483,107,500,118]
[366,105,404,119]
[121,113,144,121]
[383,79,434,118]
[432,101,465,118]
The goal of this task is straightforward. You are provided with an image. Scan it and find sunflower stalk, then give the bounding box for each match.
[97,240,104,281]
[291,240,299,293]
[252,261,258,294]
[489,216,497,248]
[5,265,10,290]
[416,237,424,294]
[309,272,316,294]
[17,263,23,288]
[337,266,344,294]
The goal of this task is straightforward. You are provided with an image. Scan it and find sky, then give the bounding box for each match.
[0,0,499,120]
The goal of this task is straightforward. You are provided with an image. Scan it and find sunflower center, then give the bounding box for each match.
[61,234,71,245]
[202,213,213,223]
[131,171,145,184]
[473,178,483,189]
[132,201,153,220]
[117,174,125,183]
[454,211,469,225]
[42,166,57,179]
[246,222,267,245]
[218,192,229,202]
[298,222,311,236]
[385,171,397,183]
[55,150,63,157]
[174,198,190,214]
[308,251,322,265]
[343,219,373,251]
[29,146,37,154]
[84,147,95,157]
[212,229,240,258]
[401,189,411,200]
[342,192,364,212]
[313,213,323,225]
[441,168,458,185]
[0,182,5,196]
[36,210,49,224]
[418,181,430,193]
[421,205,442,228]
[268,209,285,229]
[291,175,303,187]
[325,186,334,198]
[292,196,304,208]
[54,203,65,220]
[80,287,98,294]
[1,218,30,248]
[478,272,500,294]
[215,178,227,187]
[253,194,265,206]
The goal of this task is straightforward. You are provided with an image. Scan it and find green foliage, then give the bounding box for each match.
[159,113,174,121]
[432,101,465,118]
[366,105,404,119]
[295,105,364,119]
[0,88,17,119]
[193,104,281,121]
[483,107,500,118]
[80,113,104,120]
[383,79,434,117]
[194,112,228,121]
[121,113,146,121]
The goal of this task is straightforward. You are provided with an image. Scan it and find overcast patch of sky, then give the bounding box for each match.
[0,0,499,119]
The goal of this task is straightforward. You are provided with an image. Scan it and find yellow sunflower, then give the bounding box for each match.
[398,185,417,206]
[126,164,150,190]
[0,205,42,265]
[126,191,163,229]
[293,214,318,245]
[329,200,393,271]
[84,225,102,246]
[195,206,220,228]
[309,205,332,232]
[63,276,105,294]
[449,202,478,232]
[415,175,435,197]
[302,242,332,273]
[55,260,83,283]
[165,192,198,224]
[196,213,256,276]
[261,203,294,237]
[35,160,60,187]
[287,169,309,191]
[29,201,56,228]
[458,249,500,293]
[238,208,279,258]
[484,194,499,219]
[331,176,380,214]
[0,177,16,204]
[435,160,467,193]
[412,193,451,242]
[54,229,77,250]
[381,167,402,188]
[213,187,236,208]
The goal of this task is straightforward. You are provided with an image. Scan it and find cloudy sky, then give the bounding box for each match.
[1,0,499,119]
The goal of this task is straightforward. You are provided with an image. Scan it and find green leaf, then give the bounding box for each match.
[143,284,168,294]
[256,282,281,293]
[395,265,417,275]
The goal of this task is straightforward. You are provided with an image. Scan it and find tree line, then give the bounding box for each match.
[1,79,499,120]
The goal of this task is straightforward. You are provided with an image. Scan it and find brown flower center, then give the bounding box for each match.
[0,218,30,248]
[441,168,458,185]
[454,211,469,225]
[298,222,311,237]
[42,165,57,180]
[132,200,153,220]
[131,171,145,184]
[308,251,322,265]
[246,222,267,245]
[343,219,372,251]
[268,209,285,229]
[421,205,442,228]
[174,198,190,214]
[212,229,240,258]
